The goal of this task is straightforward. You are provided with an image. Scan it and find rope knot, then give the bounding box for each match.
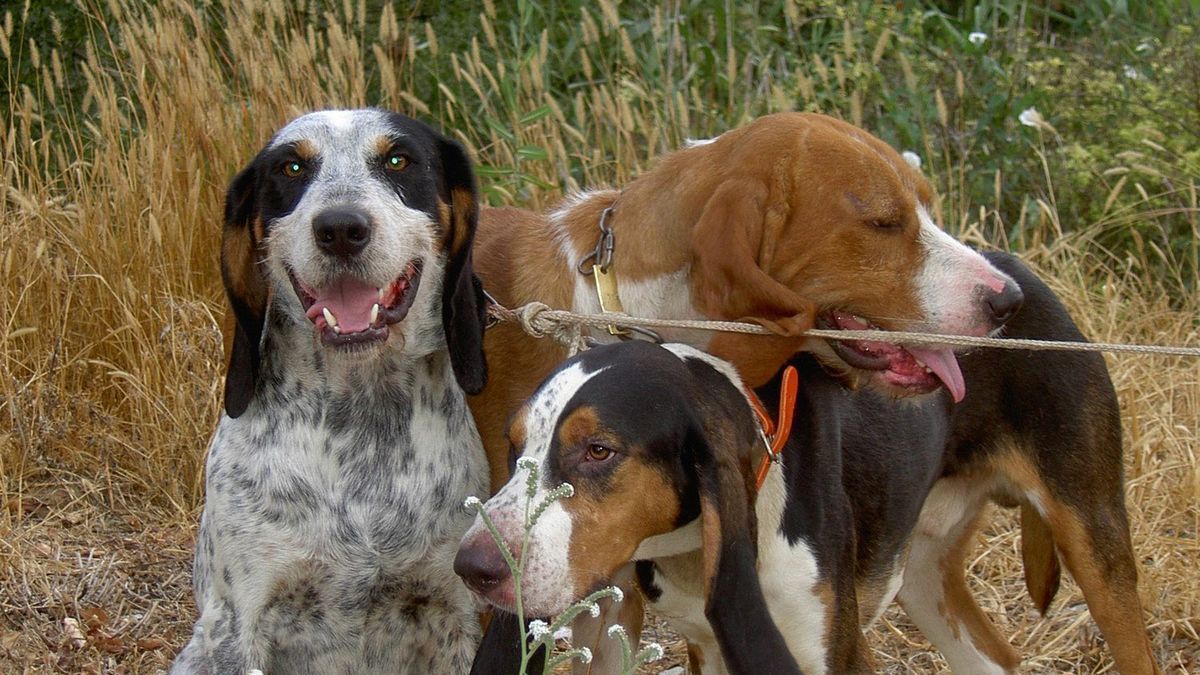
[516,301,556,339]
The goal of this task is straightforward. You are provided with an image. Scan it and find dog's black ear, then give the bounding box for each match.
[437,136,488,394]
[220,164,268,418]
[682,358,802,675]
[468,611,546,675]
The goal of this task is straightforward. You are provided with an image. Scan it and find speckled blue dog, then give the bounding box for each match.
[172,109,490,674]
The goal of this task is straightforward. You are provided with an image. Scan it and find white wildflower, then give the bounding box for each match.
[1018,107,1058,134]
[1123,65,1139,80]
[610,586,624,602]
[587,602,600,617]
[528,619,551,640]
[643,642,665,661]
[607,624,628,639]
[516,457,539,471]
[968,32,987,46]
[901,151,922,169]
[1136,40,1152,53]
[463,495,482,509]
[559,482,575,498]
[578,647,593,663]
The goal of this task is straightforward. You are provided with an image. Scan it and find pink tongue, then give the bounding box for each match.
[908,347,966,403]
[304,276,379,333]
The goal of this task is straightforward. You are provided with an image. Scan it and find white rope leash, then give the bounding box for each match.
[488,301,1200,358]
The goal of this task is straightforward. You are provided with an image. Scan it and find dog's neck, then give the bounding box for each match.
[553,147,729,279]
[549,184,715,345]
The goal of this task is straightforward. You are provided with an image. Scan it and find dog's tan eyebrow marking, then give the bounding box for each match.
[374,135,394,156]
[294,139,318,161]
[557,405,601,449]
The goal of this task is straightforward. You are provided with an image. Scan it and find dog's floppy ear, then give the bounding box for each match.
[437,136,488,394]
[681,358,802,675]
[690,179,816,388]
[220,164,268,418]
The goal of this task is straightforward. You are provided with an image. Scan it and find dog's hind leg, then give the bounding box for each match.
[1006,464,1159,674]
[985,435,1162,675]
[1020,420,1162,673]
[1033,494,1162,675]
[898,475,1021,675]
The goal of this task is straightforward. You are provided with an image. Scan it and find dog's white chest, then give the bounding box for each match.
[206,386,486,564]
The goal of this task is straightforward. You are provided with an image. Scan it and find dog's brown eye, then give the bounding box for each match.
[870,219,901,230]
[282,160,305,178]
[585,443,613,462]
[384,153,410,172]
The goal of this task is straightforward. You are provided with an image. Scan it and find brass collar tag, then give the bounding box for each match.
[592,264,629,336]
[578,203,629,337]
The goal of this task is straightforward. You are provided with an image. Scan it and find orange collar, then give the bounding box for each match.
[745,365,799,492]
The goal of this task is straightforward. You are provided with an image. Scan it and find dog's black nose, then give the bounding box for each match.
[987,279,1024,324]
[313,207,372,258]
[454,538,511,594]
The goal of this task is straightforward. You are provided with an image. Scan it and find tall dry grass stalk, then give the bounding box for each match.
[3,0,389,513]
[1,0,1197,671]
[0,0,814,511]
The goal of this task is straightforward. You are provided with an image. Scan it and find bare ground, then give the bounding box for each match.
[2,468,1196,674]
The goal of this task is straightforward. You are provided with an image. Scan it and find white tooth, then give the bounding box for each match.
[370,303,379,324]
[378,288,386,302]
[852,314,869,325]
[322,307,338,328]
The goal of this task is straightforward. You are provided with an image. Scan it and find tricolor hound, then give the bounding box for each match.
[172,109,490,674]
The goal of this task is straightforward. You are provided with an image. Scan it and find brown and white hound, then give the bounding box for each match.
[466,113,1159,673]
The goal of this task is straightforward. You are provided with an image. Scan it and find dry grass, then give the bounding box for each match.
[1,1,1197,672]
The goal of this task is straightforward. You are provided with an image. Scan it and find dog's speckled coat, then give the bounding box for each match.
[173,109,490,674]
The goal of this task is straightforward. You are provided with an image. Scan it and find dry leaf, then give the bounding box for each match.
[136,637,166,651]
[94,634,126,654]
[81,606,109,630]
